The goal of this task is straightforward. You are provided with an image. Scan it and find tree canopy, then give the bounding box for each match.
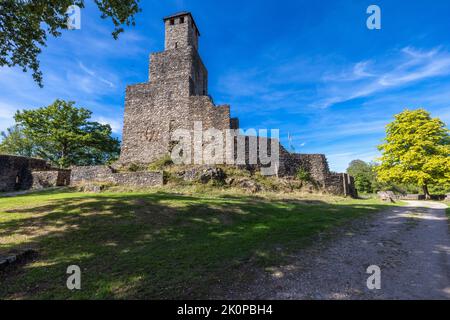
[0,125,35,157]
[1,99,120,168]
[346,160,376,193]
[376,109,450,197]
[0,0,141,86]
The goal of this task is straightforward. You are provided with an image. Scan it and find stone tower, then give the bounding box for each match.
[119,12,237,165]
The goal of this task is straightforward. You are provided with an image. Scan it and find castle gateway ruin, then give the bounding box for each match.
[0,12,356,197]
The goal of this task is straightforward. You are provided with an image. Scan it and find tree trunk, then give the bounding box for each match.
[422,184,431,200]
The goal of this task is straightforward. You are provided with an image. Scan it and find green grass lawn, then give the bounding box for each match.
[0,187,397,299]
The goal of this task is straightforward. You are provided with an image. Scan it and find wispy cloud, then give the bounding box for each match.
[79,62,116,90]
[313,47,450,108]
[216,46,450,112]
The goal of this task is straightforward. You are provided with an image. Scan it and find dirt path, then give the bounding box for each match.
[232,201,450,300]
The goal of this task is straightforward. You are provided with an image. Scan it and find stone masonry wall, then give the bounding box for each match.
[71,166,163,187]
[324,173,358,198]
[0,155,50,192]
[164,13,199,51]
[284,154,330,184]
[31,170,71,189]
[0,155,70,192]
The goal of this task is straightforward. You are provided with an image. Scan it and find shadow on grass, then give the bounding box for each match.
[0,190,396,299]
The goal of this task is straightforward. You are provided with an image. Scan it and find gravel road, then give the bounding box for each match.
[233,201,450,300]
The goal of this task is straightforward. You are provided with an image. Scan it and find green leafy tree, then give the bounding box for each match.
[376,109,450,199]
[0,125,35,157]
[346,160,375,193]
[0,0,141,87]
[370,162,420,194]
[13,99,120,168]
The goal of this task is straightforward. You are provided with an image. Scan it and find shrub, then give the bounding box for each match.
[148,155,173,171]
[128,163,144,172]
[295,168,311,182]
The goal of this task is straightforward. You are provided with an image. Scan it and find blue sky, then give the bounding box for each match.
[1,0,450,172]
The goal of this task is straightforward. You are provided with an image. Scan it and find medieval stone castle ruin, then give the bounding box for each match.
[0,12,356,197]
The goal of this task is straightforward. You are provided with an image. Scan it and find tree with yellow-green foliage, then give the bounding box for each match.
[377,109,450,199]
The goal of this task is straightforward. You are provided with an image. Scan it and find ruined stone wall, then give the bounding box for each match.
[113,172,164,187]
[188,96,231,130]
[70,166,163,187]
[324,173,358,198]
[0,155,70,192]
[273,152,357,197]
[71,166,116,184]
[31,170,71,189]
[227,136,289,176]
[285,154,330,184]
[0,155,50,192]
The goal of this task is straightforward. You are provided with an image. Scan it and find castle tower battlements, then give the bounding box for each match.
[164,12,200,51]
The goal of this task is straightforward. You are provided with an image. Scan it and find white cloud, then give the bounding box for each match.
[218,46,450,113]
[313,47,450,108]
[0,64,124,135]
[94,116,123,134]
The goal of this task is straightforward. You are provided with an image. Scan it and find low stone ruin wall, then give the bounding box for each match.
[399,194,426,201]
[31,170,71,189]
[70,166,163,187]
[70,166,116,184]
[378,192,448,202]
[323,173,357,198]
[0,155,70,192]
[279,152,357,198]
[113,172,164,186]
[281,153,330,183]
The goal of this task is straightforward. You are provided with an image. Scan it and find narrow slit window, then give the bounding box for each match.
[170,19,175,25]
[180,17,184,24]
